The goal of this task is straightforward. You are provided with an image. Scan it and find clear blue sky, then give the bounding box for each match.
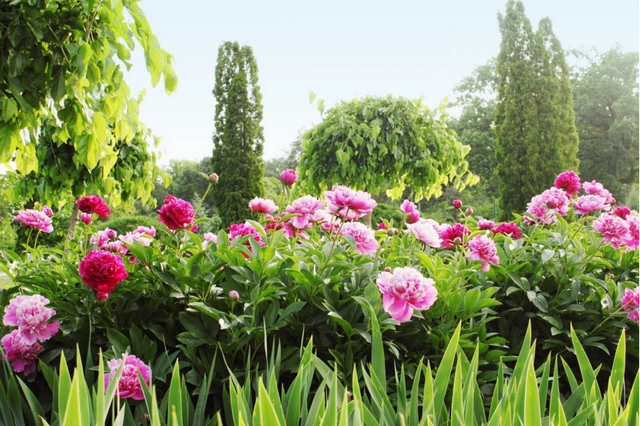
[125,0,639,164]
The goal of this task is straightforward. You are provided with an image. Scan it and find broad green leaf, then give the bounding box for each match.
[75,133,101,170]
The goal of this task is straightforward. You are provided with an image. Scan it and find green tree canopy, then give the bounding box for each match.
[297,96,478,201]
[211,42,265,228]
[0,0,176,176]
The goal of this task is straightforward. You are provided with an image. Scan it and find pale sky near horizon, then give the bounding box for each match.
[125,0,639,165]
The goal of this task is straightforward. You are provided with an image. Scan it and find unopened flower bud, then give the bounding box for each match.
[384,267,392,272]
[280,169,298,185]
[209,173,219,183]
[453,237,462,245]
[465,207,474,216]
[229,290,240,301]
[452,199,463,209]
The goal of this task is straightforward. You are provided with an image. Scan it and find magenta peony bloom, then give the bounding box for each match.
[467,235,500,272]
[248,197,279,214]
[76,195,111,219]
[40,206,53,218]
[554,170,581,195]
[439,223,471,249]
[340,222,379,255]
[13,209,54,233]
[228,223,266,253]
[400,200,420,224]
[78,250,129,298]
[376,267,438,323]
[583,180,615,204]
[80,213,93,224]
[158,195,195,231]
[3,295,60,344]
[90,228,117,248]
[1,330,44,375]
[491,222,522,239]
[104,354,151,400]
[407,221,442,248]
[286,195,325,229]
[573,195,611,215]
[452,199,463,209]
[377,222,388,230]
[325,186,377,220]
[279,169,298,185]
[621,287,640,322]
[613,206,632,220]
[592,213,630,249]
[477,219,495,230]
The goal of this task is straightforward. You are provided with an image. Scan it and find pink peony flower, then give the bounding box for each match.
[613,206,632,220]
[573,195,611,215]
[286,196,324,229]
[541,187,571,215]
[340,222,379,255]
[119,231,153,247]
[452,199,463,209]
[104,354,151,400]
[80,213,93,224]
[477,219,495,230]
[376,222,388,230]
[583,180,615,204]
[623,214,639,250]
[228,223,266,255]
[40,206,53,218]
[13,209,54,233]
[134,226,156,238]
[90,228,118,248]
[467,235,500,272]
[592,213,630,249]
[439,223,471,249]
[400,200,420,224]
[76,195,111,219]
[203,232,218,243]
[103,241,129,256]
[525,187,570,224]
[158,195,195,231]
[376,267,438,323]
[279,169,298,185]
[621,287,639,322]
[407,221,442,248]
[325,186,377,220]
[491,222,522,239]
[78,250,129,298]
[1,330,44,375]
[3,295,60,344]
[554,170,581,195]
[248,197,279,214]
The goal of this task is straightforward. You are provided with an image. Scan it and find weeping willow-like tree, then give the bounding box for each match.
[211,42,264,227]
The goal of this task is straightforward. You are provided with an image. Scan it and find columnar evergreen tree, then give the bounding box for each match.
[495,1,579,220]
[211,42,265,227]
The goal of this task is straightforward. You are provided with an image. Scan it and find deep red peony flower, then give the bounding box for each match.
[158,195,195,231]
[76,196,112,219]
[78,250,128,298]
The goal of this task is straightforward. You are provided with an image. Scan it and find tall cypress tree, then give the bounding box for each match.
[495,1,578,220]
[495,0,541,219]
[212,42,265,227]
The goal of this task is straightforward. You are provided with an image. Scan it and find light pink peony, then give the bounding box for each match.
[134,226,156,238]
[78,250,129,299]
[13,209,53,233]
[525,187,570,224]
[286,195,325,229]
[554,170,581,195]
[526,194,558,225]
[340,222,379,255]
[573,195,611,215]
[3,295,60,344]
[228,290,240,301]
[119,230,153,247]
[477,219,495,230]
[90,228,117,248]
[583,180,615,204]
[407,221,442,248]
[592,213,630,249]
[400,200,420,224]
[248,197,279,214]
[467,235,500,272]
[40,206,53,218]
[376,267,438,323]
[158,195,195,231]
[1,330,44,375]
[325,186,377,220]
[621,287,639,322]
[76,195,111,219]
[623,214,639,250]
[439,223,471,249]
[279,169,298,185]
[104,354,151,400]
[491,222,522,239]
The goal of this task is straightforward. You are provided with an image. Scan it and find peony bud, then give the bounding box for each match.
[452,199,463,209]
[209,173,219,183]
[280,169,298,185]
[229,290,240,301]
[465,207,474,216]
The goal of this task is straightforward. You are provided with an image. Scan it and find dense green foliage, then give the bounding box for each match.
[297,96,478,201]
[572,48,639,199]
[495,1,579,220]
[211,42,265,228]
[0,0,176,176]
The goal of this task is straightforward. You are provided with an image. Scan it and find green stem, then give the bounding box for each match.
[192,181,214,221]
[33,230,41,248]
[25,227,33,250]
[591,306,624,334]
[319,210,349,272]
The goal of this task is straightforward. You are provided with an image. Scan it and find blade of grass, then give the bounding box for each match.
[569,324,600,403]
[609,329,626,397]
[433,322,461,422]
